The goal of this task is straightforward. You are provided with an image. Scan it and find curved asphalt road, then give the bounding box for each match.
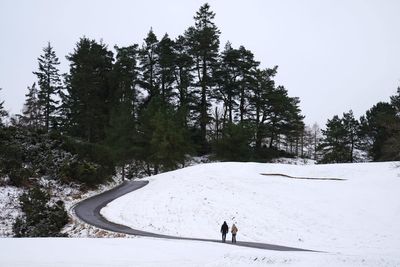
[74,180,318,252]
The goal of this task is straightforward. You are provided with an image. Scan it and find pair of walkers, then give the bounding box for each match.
[220,221,238,243]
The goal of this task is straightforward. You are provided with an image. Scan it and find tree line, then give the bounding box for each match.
[1,4,398,187]
[1,3,306,184]
[318,89,400,163]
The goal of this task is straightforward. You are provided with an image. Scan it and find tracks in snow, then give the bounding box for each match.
[261,173,346,181]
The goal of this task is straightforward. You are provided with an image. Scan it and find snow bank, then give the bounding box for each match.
[102,162,400,260]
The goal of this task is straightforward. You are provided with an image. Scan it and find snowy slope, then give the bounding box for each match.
[0,176,123,238]
[102,162,400,261]
[1,237,399,267]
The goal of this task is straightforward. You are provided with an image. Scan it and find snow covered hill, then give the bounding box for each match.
[102,161,400,262]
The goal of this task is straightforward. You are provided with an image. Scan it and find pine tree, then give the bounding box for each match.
[64,37,114,143]
[390,86,400,115]
[107,45,140,180]
[157,34,176,103]
[264,85,295,148]
[383,87,400,160]
[137,98,192,174]
[359,102,398,160]
[318,111,360,163]
[185,3,221,154]
[139,28,160,102]
[318,115,349,163]
[248,67,277,152]
[106,101,137,180]
[236,46,259,123]
[342,110,359,162]
[215,42,241,124]
[20,83,42,129]
[112,44,140,121]
[33,42,62,132]
[149,105,192,172]
[283,97,305,156]
[173,35,194,127]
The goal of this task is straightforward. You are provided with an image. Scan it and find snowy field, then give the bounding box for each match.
[1,161,399,266]
[1,237,399,267]
[101,161,400,265]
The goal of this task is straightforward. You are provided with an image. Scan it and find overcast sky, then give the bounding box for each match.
[0,0,399,126]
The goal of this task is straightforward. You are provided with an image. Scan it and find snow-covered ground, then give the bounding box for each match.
[1,237,399,267]
[0,175,123,238]
[2,161,399,266]
[0,186,23,236]
[101,161,400,265]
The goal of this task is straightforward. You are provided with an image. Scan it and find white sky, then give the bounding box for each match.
[0,0,399,126]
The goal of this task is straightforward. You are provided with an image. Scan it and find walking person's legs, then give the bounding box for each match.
[222,233,226,242]
[232,234,236,243]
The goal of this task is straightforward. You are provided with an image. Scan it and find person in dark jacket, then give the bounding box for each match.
[220,221,229,242]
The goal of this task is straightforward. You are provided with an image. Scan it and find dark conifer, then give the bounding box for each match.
[248,67,277,152]
[139,28,160,102]
[390,87,400,114]
[64,37,114,143]
[185,3,221,154]
[318,111,360,163]
[20,83,42,129]
[107,44,140,180]
[157,34,176,103]
[236,46,259,123]
[173,35,194,127]
[359,102,398,160]
[137,98,192,175]
[215,42,241,124]
[342,110,359,162]
[318,115,349,163]
[33,42,62,132]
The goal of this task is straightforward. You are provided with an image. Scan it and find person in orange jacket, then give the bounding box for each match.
[231,223,238,243]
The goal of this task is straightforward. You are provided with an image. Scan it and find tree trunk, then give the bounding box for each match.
[269,134,274,148]
[200,56,207,153]
[314,131,318,160]
[146,163,151,177]
[350,134,354,163]
[154,164,159,175]
[215,106,220,141]
[255,107,261,151]
[228,93,232,124]
[121,164,125,182]
[240,87,245,123]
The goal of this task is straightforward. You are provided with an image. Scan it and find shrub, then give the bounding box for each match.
[59,159,110,188]
[13,187,69,237]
